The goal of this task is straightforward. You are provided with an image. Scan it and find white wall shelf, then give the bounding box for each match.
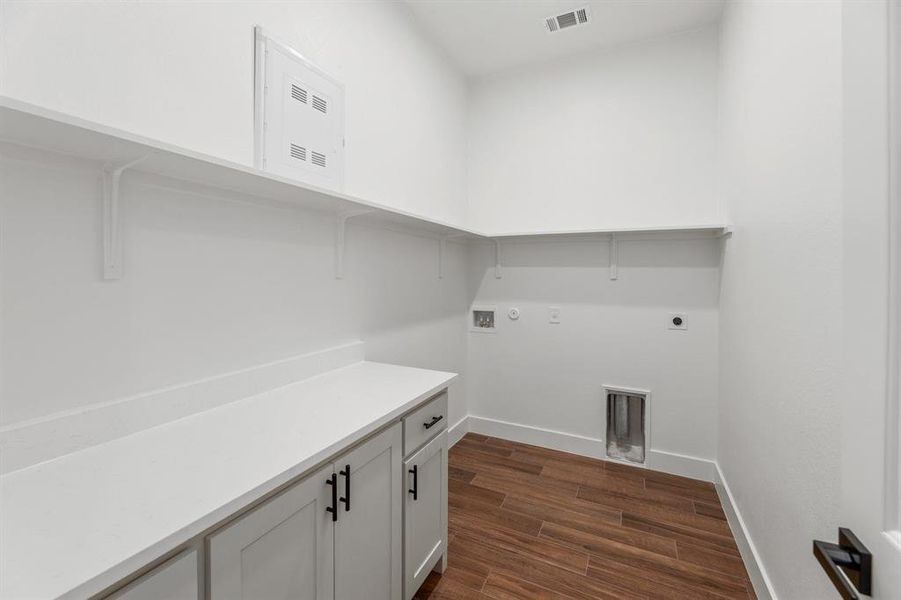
[0,96,730,279]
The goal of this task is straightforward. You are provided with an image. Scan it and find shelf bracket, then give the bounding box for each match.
[494,240,502,279]
[101,156,147,280]
[438,236,449,279]
[609,233,618,281]
[335,209,375,279]
[437,234,468,279]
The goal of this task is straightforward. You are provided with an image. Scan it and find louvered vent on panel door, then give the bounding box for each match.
[312,95,327,114]
[291,84,308,104]
[290,143,306,161]
[311,151,327,167]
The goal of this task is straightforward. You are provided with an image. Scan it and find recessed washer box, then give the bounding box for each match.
[470,305,497,333]
[254,26,345,190]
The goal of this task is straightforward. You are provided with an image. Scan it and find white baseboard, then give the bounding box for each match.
[447,416,469,447]
[465,415,716,483]
[468,415,608,458]
[0,341,365,474]
[648,448,717,482]
[715,464,778,600]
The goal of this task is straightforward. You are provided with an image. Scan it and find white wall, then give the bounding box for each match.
[466,27,720,235]
[0,150,469,429]
[0,0,469,226]
[466,236,720,464]
[717,1,842,598]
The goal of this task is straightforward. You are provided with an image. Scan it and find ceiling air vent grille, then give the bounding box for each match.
[311,151,327,167]
[545,6,591,33]
[291,84,307,104]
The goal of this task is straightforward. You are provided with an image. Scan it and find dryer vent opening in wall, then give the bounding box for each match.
[605,388,648,465]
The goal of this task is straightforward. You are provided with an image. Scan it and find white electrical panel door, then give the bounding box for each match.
[255,27,344,189]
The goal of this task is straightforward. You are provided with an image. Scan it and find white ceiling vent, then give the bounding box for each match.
[544,6,591,33]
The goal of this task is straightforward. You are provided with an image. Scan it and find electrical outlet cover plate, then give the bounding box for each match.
[668,313,687,330]
[549,306,561,324]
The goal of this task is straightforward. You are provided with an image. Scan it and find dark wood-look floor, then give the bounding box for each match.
[416,433,756,600]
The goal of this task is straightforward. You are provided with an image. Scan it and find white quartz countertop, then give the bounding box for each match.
[0,361,456,600]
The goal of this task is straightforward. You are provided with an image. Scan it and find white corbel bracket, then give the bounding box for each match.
[335,209,375,279]
[494,239,502,279]
[437,234,468,279]
[609,233,618,281]
[102,156,147,280]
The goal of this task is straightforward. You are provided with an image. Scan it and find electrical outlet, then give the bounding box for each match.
[668,313,687,330]
[549,306,561,324]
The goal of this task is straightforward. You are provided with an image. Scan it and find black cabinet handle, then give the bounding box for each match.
[325,473,338,522]
[813,528,871,599]
[339,464,351,512]
[423,415,444,430]
[408,465,418,500]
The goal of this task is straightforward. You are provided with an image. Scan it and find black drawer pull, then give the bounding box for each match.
[325,473,338,522]
[423,415,444,430]
[339,464,350,512]
[813,528,871,599]
[408,465,418,500]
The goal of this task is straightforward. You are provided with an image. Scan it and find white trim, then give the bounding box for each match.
[253,26,267,171]
[465,415,716,482]
[447,416,469,448]
[468,415,607,459]
[885,0,901,538]
[648,448,716,482]
[0,341,366,474]
[714,463,778,600]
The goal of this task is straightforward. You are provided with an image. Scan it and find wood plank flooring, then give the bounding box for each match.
[415,433,756,600]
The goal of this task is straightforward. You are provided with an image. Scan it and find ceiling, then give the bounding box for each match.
[405,0,724,77]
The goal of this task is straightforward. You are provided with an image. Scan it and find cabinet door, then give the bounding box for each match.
[208,463,335,600]
[403,431,448,600]
[333,423,402,600]
[108,549,199,600]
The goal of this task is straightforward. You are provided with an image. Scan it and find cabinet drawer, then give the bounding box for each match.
[403,392,447,456]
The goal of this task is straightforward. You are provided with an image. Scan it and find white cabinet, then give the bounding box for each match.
[207,423,402,600]
[207,463,335,600]
[109,549,199,600]
[334,424,403,600]
[403,431,448,600]
[99,387,448,600]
